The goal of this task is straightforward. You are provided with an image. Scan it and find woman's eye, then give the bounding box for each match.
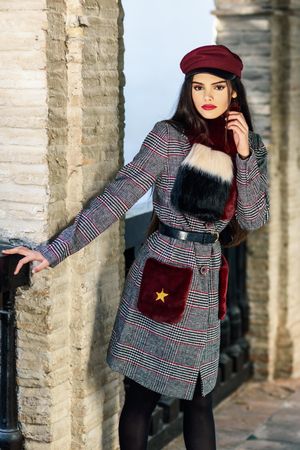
[193,84,226,92]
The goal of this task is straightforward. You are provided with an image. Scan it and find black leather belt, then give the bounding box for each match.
[158,222,219,244]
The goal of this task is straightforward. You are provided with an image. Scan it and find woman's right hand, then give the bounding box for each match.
[1,247,50,275]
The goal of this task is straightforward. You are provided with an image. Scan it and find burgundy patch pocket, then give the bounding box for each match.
[137,258,193,324]
[218,254,229,320]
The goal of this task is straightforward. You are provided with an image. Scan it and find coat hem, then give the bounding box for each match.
[106,353,216,400]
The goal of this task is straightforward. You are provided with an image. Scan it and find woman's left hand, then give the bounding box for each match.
[226,111,250,159]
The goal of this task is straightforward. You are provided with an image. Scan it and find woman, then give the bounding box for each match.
[3,45,269,449]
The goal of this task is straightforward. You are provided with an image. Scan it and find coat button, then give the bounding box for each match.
[200,265,209,276]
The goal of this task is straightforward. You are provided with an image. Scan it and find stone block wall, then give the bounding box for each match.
[214,0,300,381]
[272,1,300,380]
[0,1,124,449]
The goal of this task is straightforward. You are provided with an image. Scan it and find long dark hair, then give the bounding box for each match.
[148,73,253,247]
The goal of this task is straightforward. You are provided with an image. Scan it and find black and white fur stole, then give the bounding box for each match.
[171,143,234,221]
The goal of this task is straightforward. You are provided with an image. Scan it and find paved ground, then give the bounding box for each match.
[163,378,300,450]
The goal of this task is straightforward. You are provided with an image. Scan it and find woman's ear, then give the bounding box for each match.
[232,90,237,99]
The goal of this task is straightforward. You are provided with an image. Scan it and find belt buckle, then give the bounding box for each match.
[210,230,219,243]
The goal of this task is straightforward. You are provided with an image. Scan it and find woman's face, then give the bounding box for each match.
[191,72,237,119]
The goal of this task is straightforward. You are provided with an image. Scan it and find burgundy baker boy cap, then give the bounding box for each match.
[180,44,243,78]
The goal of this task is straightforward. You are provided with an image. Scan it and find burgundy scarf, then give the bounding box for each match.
[186,114,238,221]
[188,115,235,320]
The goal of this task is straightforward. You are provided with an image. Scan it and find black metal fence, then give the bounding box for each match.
[124,212,252,449]
[0,240,30,450]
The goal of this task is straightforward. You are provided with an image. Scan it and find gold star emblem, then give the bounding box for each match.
[155,288,169,303]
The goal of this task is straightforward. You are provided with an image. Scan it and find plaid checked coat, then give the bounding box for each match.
[36,121,269,400]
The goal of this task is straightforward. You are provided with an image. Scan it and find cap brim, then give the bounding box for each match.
[186,67,237,80]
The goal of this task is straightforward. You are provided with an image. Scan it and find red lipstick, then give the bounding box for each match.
[201,104,217,110]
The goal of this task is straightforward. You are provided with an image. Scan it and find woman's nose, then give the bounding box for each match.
[204,89,213,100]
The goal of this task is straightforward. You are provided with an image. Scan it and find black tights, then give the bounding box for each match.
[119,375,216,450]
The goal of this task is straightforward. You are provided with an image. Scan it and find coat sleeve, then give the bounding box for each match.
[235,132,270,231]
[35,121,169,267]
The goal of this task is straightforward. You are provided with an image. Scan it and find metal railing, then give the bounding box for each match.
[0,240,30,450]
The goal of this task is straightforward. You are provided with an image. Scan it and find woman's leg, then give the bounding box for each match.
[181,374,216,450]
[119,377,161,450]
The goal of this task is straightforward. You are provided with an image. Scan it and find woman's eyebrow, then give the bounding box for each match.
[192,81,227,86]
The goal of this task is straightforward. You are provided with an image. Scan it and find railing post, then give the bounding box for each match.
[0,239,30,450]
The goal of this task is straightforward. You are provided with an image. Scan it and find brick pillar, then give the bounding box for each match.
[0,1,124,449]
[272,0,300,380]
[214,0,300,381]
